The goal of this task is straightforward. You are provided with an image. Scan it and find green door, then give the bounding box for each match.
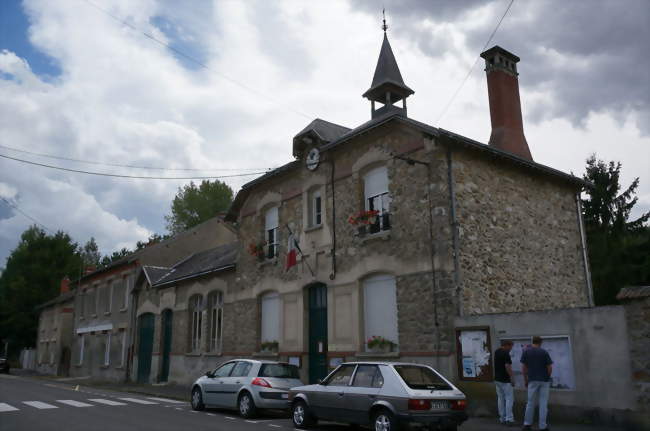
[137,313,155,384]
[308,283,328,384]
[160,309,173,382]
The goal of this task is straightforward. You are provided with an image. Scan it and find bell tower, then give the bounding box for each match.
[362,12,414,119]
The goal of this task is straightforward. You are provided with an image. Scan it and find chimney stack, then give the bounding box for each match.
[60,276,70,294]
[480,46,533,161]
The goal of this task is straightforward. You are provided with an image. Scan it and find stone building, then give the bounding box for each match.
[65,216,235,382]
[35,277,75,376]
[193,35,592,385]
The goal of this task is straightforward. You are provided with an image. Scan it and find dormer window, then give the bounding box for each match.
[364,166,391,234]
[265,207,279,259]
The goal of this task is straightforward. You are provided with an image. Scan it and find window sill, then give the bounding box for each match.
[104,312,111,316]
[91,314,97,318]
[100,365,110,369]
[359,230,391,244]
[304,224,323,233]
[185,352,202,357]
[257,257,278,268]
[115,366,125,370]
[355,351,400,358]
[252,351,279,358]
[204,352,223,357]
[119,308,128,313]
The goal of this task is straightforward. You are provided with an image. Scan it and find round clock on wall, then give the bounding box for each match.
[306,147,320,171]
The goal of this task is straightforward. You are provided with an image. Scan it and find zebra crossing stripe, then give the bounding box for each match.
[22,401,57,409]
[56,400,93,407]
[88,398,126,406]
[146,397,185,404]
[0,403,19,412]
[117,397,158,405]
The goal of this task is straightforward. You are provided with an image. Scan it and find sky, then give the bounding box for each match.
[0,0,648,267]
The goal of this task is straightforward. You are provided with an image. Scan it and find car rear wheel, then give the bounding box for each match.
[372,408,399,431]
[238,391,257,418]
[292,400,316,428]
[191,386,205,411]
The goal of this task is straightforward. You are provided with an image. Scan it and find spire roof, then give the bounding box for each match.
[362,33,414,104]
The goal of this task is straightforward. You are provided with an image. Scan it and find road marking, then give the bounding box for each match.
[207,413,216,416]
[56,400,93,407]
[117,397,158,405]
[225,416,236,419]
[146,397,185,404]
[88,399,126,406]
[175,407,183,410]
[245,420,258,423]
[190,411,198,413]
[22,401,58,409]
[0,403,19,412]
[269,425,281,428]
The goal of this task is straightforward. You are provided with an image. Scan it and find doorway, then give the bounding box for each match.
[308,283,328,384]
[137,313,155,384]
[159,309,173,383]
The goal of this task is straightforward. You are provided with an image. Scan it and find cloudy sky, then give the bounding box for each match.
[0,0,648,266]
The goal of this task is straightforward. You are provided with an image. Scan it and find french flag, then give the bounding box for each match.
[286,232,298,271]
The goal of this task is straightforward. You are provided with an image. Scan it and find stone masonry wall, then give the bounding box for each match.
[622,297,650,416]
[452,149,589,315]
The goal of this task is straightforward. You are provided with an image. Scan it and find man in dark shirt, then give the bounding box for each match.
[521,336,553,431]
[494,340,515,425]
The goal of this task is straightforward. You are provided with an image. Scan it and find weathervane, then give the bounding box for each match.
[382,8,388,33]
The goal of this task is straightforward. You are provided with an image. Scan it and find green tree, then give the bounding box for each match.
[81,237,101,267]
[0,226,83,357]
[164,180,233,234]
[582,155,650,305]
[99,247,132,268]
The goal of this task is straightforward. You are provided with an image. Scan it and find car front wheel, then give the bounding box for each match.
[292,400,316,428]
[372,408,399,431]
[191,386,205,411]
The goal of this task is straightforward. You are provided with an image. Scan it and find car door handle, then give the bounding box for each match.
[235,381,241,384]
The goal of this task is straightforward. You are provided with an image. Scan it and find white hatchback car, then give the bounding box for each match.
[191,359,303,418]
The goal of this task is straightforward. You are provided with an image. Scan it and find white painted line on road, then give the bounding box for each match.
[225,416,236,420]
[175,407,183,410]
[269,425,281,428]
[22,401,58,409]
[88,399,126,406]
[190,411,198,413]
[207,413,216,416]
[245,420,259,423]
[146,397,186,404]
[57,400,94,407]
[0,403,19,412]
[117,397,158,405]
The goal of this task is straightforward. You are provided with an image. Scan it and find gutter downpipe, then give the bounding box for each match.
[446,146,462,317]
[328,156,337,280]
[576,193,595,307]
[125,278,139,382]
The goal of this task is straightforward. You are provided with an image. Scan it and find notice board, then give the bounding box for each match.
[455,327,493,381]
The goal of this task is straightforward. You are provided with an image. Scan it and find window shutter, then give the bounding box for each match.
[363,274,398,345]
[261,292,280,342]
[265,207,279,230]
[364,166,388,199]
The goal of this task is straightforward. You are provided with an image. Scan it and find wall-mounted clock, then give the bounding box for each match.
[306,148,320,171]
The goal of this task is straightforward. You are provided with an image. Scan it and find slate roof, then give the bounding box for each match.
[36,290,75,310]
[294,118,351,143]
[616,286,650,300]
[363,33,414,103]
[142,266,172,286]
[153,242,238,287]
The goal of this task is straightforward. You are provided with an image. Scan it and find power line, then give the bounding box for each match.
[0,144,269,172]
[434,0,515,125]
[0,196,54,233]
[80,0,313,120]
[0,153,268,180]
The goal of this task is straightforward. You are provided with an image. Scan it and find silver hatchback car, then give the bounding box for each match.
[191,359,303,418]
[289,361,467,431]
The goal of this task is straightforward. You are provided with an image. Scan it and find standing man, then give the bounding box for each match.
[494,340,515,426]
[521,336,553,431]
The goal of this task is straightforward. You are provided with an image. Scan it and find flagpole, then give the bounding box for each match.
[285,224,315,277]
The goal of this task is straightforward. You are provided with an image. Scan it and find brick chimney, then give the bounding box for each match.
[60,276,70,294]
[480,46,533,161]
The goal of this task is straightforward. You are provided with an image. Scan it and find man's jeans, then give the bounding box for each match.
[495,381,514,422]
[524,381,550,429]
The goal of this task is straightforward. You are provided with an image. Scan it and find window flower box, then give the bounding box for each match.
[366,336,396,353]
[260,340,279,353]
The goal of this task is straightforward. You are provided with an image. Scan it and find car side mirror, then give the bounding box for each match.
[205,371,214,378]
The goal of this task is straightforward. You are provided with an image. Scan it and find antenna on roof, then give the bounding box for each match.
[382,8,388,33]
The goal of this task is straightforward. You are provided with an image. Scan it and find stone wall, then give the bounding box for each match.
[452,148,589,315]
[622,296,650,418]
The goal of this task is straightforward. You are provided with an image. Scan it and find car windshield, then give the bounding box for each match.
[258,364,300,379]
[394,365,452,390]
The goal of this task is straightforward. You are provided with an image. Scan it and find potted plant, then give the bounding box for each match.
[348,210,380,226]
[366,336,396,353]
[247,242,265,261]
[260,340,279,353]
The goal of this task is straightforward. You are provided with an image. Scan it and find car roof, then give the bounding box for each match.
[341,361,433,367]
[225,359,291,365]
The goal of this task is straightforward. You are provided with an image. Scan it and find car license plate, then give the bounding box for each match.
[430,401,449,410]
[281,393,289,399]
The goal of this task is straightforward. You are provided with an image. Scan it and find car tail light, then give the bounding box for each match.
[252,378,272,388]
[408,399,432,411]
[450,399,467,411]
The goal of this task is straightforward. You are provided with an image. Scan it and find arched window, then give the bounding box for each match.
[363,166,391,233]
[363,274,398,351]
[265,207,279,258]
[260,292,280,344]
[207,291,224,353]
[188,295,203,353]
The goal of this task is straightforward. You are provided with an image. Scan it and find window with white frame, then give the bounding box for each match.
[103,333,111,366]
[189,295,203,352]
[308,189,322,228]
[208,291,224,352]
[363,166,391,233]
[119,330,127,367]
[121,276,129,310]
[260,292,280,344]
[77,334,85,365]
[265,207,279,259]
[363,274,398,351]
